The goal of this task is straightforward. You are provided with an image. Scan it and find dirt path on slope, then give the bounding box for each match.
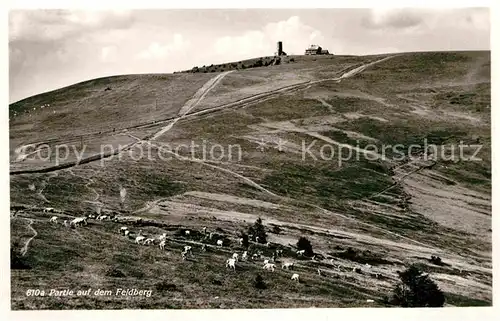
[67,168,101,204]
[19,218,37,256]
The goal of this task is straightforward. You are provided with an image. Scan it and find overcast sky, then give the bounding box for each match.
[9,8,490,103]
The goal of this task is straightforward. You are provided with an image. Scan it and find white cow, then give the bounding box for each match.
[296,250,305,256]
[135,235,146,245]
[291,273,300,282]
[63,220,69,227]
[217,239,224,247]
[70,217,87,227]
[263,263,276,272]
[226,258,236,271]
[49,216,58,223]
[119,227,128,234]
[124,230,130,237]
[159,240,166,250]
[97,215,108,221]
[232,253,239,262]
[185,230,190,236]
[184,246,193,254]
[43,207,55,213]
[144,238,155,245]
[282,262,294,270]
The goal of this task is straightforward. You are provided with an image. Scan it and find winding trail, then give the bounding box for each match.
[19,218,37,256]
[37,172,59,203]
[67,168,101,203]
[316,98,335,113]
[147,141,279,197]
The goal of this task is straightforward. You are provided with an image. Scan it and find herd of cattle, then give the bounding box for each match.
[44,207,382,297]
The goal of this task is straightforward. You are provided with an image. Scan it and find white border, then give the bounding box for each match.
[1,1,497,321]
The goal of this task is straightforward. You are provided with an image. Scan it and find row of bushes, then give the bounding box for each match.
[176,57,296,74]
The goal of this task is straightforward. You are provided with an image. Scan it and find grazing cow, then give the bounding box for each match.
[291,273,300,282]
[135,235,146,245]
[226,258,236,271]
[49,216,58,223]
[159,240,166,250]
[70,217,87,227]
[97,215,108,221]
[119,227,128,234]
[263,263,276,272]
[43,207,55,213]
[296,250,305,257]
[282,262,294,270]
[144,238,155,246]
[217,239,223,247]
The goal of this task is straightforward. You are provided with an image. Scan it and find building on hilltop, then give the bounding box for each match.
[305,44,330,55]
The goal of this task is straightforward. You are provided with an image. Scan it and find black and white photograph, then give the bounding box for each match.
[6,3,494,313]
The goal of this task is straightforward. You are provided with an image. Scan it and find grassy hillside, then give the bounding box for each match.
[10,51,491,309]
